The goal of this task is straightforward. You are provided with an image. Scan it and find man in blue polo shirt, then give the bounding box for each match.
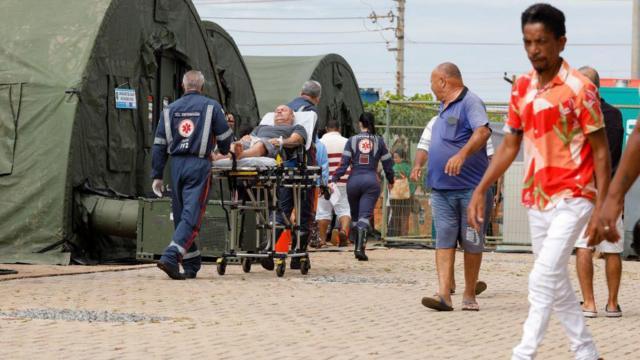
[421,62,491,312]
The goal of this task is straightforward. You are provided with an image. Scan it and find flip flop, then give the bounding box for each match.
[580,301,598,318]
[605,304,622,318]
[461,299,480,311]
[475,281,487,296]
[421,295,453,311]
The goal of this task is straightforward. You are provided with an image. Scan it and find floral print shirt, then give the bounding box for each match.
[505,60,604,210]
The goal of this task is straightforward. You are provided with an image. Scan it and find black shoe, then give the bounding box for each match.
[261,257,274,271]
[290,256,301,269]
[157,261,185,280]
[182,271,197,279]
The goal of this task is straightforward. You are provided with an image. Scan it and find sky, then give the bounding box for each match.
[193,0,634,102]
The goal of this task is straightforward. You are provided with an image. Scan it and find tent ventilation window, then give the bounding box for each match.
[0,83,22,175]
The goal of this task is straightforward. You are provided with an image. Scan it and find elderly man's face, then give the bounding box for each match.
[274,105,294,126]
[430,71,446,101]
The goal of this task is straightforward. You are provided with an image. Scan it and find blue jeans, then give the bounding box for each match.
[431,188,484,253]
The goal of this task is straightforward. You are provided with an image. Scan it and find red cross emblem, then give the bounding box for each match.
[178,119,195,137]
[358,139,372,154]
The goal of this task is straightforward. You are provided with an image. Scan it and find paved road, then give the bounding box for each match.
[1,249,639,359]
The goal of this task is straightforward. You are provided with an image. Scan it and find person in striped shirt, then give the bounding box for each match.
[316,119,351,247]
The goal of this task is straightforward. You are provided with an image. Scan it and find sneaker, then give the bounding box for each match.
[290,256,301,269]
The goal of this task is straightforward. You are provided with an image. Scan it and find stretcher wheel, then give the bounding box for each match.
[300,257,310,275]
[241,258,252,273]
[216,258,227,276]
[275,259,286,277]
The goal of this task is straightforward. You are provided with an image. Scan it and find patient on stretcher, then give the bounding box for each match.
[216,105,307,161]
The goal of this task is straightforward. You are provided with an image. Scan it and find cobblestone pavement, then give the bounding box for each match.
[2,249,640,359]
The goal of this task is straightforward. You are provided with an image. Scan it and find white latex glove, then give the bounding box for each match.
[152,179,164,198]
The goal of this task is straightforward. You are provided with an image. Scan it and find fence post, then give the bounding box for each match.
[381,100,391,241]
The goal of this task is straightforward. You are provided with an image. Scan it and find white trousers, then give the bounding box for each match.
[512,198,599,360]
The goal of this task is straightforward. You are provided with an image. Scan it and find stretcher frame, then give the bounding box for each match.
[211,162,320,277]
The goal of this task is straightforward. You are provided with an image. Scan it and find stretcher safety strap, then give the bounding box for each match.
[199,105,214,158]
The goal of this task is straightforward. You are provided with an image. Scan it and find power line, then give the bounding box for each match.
[238,41,386,46]
[408,40,631,47]
[224,28,387,34]
[195,0,301,4]
[202,16,368,20]
[238,40,630,47]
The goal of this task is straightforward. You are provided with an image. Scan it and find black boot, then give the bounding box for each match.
[354,228,368,261]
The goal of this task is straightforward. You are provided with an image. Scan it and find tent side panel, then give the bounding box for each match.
[0,0,111,264]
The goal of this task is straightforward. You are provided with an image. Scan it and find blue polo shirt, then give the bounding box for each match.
[427,87,489,190]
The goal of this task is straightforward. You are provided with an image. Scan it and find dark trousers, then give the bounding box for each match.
[275,186,314,251]
[347,176,381,230]
[169,156,211,258]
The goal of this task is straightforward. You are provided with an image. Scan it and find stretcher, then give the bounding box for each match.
[211,111,319,277]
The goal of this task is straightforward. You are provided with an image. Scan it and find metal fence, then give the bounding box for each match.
[373,100,511,248]
[375,101,640,251]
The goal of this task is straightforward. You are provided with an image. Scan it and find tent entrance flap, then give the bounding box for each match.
[154,52,188,130]
[0,83,22,175]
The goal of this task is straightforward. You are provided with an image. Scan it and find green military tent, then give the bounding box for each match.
[0,0,226,264]
[202,21,260,133]
[244,54,364,136]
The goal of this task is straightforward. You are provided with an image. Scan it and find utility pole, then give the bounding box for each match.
[394,0,405,97]
[368,0,405,97]
[633,0,640,78]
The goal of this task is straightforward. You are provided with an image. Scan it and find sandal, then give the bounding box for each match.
[421,295,453,311]
[605,304,622,318]
[461,299,480,311]
[580,301,598,318]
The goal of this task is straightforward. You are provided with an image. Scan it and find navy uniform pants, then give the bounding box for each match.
[346,175,381,230]
[167,156,211,261]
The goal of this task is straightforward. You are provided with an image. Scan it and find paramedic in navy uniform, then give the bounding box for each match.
[332,112,394,261]
[151,70,233,280]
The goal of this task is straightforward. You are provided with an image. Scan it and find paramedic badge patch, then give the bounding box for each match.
[358,138,372,154]
[178,119,195,137]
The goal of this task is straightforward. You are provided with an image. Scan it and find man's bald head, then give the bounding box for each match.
[434,62,463,81]
[578,66,600,89]
[430,62,464,102]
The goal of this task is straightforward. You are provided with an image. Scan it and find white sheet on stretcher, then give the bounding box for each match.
[212,157,277,169]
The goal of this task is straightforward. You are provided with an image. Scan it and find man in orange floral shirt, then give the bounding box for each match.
[468,4,610,360]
